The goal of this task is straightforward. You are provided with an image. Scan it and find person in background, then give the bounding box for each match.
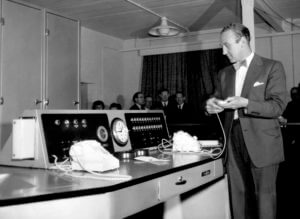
[169,91,193,123]
[109,102,122,110]
[92,100,105,110]
[278,86,300,126]
[155,88,173,119]
[205,23,287,219]
[129,91,145,110]
[144,95,154,110]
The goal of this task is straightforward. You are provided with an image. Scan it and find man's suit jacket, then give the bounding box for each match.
[214,54,287,168]
[168,103,193,123]
[155,101,173,115]
[129,104,144,110]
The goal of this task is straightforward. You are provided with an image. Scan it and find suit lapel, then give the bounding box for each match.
[241,54,263,98]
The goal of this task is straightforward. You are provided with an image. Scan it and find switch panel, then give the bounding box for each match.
[125,112,169,149]
[0,110,169,169]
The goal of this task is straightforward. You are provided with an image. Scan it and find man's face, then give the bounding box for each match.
[176,93,185,105]
[160,91,169,102]
[291,88,299,101]
[145,97,152,107]
[136,93,145,105]
[94,105,104,110]
[220,30,243,63]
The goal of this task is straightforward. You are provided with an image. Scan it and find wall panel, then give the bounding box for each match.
[292,34,300,86]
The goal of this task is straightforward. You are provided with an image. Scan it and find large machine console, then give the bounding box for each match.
[0,110,169,169]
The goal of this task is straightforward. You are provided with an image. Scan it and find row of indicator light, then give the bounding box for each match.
[130,117,161,123]
[132,124,163,131]
[54,119,88,128]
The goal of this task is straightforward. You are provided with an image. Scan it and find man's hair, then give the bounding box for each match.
[221,23,251,43]
[92,100,105,109]
[132,91,143,102]
[109,102,122,109]
[176,91,185,96]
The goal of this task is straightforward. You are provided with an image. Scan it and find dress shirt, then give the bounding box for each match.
[234,52,254,119]
[178,104,183,110]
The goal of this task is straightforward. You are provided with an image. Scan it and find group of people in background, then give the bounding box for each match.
[91,88,194,124]
[129,88,194,124]
[91,100,122,110]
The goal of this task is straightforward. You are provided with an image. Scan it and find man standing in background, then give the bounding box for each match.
[130,91,145,110]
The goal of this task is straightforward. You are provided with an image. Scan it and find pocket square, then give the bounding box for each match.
[253,81,264,87]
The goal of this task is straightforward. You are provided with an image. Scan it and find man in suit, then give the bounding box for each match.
[145,95,154,110]
[169,91,193,123]
[155,88,173,121]
[206,23,287,219]
[129,91,145,110]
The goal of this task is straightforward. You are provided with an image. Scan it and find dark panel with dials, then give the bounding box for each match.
[41,113,113,163]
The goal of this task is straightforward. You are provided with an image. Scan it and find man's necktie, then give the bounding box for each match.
[233,60,247,71]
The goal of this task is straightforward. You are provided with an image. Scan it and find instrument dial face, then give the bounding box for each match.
[96,125,109,143]
[111,118,129,146]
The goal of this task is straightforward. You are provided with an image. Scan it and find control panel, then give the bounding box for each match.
[0,109,169,169]
[41,113,114,163]
[125,112,169,149]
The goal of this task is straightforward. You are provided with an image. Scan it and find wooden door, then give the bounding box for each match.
[45,12,79,109]
[0,0,43,148]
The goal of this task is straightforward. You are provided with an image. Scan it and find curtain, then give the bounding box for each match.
[141,48,230,122]
[141,52,188,101]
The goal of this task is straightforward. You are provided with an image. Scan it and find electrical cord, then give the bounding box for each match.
[157,113,226,159]
[50,155,132,181]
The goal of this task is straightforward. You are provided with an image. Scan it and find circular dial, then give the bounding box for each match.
[96,125,109,143]
[111,118,129,146]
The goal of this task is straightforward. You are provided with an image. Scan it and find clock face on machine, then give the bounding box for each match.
[111,118,129,146]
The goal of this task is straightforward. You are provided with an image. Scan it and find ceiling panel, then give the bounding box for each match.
[19,0,300,39]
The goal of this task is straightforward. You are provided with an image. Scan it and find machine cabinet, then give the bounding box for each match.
[0,0,79,150]
[45,12,80,110]
[0,0,43,148]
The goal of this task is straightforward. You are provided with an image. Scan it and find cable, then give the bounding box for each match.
[212,113,226,159]
[156,112,226,159]
[51,155,132,181]
[71,154,132,181]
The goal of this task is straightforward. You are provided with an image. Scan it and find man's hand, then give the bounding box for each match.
[220,96,249,109]
[206,97,224,114]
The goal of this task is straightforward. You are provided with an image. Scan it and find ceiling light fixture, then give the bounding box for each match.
[148,17,180,37]
[125,0,189,37]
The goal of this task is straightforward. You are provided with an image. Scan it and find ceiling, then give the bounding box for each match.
[21,0,300,40]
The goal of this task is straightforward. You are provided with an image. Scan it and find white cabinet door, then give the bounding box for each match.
[0,0,43,147]
[45,12,79,109]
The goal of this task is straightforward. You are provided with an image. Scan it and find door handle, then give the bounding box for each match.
[34,99,42,105]
[175,176,187,185]
[43,99,49,106]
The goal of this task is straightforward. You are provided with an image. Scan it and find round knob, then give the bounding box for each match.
[0,97,4,105]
